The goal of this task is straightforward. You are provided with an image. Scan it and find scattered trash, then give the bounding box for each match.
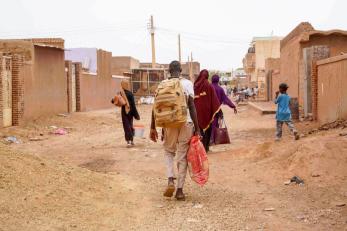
[187,218,199,223]
[57,113,68,117]
[139,96,154,105]
[155,204,164,208]
[54,128,67,135]
[264,208,275,211]
[335,202,346,207]
[284,180,291,185]
[49,125,58,129]
[134,125,145,138]
[296,215,307,220]
[193,203,203,209]
[29,137,43,141]
[290,176,304,185]
[4,136,21,144]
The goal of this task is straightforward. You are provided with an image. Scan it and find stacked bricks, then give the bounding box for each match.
[74,62,82,112]
[0,56,3,127]
[65,61,72,113]
[311,62,318,120]
[11,54,25,126]
[290,98,300,120]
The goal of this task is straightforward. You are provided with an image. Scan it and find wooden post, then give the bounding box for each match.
[190,52,193,81]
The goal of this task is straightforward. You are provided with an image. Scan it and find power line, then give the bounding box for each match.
[156,27,250,45]
[0,21,145,38]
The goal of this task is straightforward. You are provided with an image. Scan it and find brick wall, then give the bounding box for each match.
[65,61,72,113]
[74,62,82,112]
[311,62,318,120]
[0,56,3,127]
[11,54,25,126]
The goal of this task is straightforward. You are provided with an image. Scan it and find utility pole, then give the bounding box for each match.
[188,55,191,80]
[178,34,182,63]
[149,15,156,68]
[189,52,193,81]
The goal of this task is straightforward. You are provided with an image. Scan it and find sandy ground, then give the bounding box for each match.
[0,104,346,231]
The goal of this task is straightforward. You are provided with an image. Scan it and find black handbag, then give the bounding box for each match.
[213,118,231,145]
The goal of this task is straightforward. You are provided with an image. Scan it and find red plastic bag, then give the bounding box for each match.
[187,136,209,186]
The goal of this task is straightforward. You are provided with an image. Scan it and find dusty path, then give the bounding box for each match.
[1,104,346,230]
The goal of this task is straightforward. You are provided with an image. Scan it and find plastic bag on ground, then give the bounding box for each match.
[54,128,67,135]
[187,135,209,186]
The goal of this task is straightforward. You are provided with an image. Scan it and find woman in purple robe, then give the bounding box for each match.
[211,75,237,144]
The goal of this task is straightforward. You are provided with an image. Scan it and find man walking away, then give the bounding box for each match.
[150,61,200,201]
[274,83,300,141]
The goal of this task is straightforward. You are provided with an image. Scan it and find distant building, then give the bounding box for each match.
[243,36,282,99]
[130,67,167,98]
[111,56,139,76]
[65,48,98,73]
[232,68,248,89]
[65,48,121,112]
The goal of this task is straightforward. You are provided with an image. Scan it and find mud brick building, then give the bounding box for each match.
[279,22,347,118]
[0,38,67,127]
[65,48,121,111]
[141,61,201,80]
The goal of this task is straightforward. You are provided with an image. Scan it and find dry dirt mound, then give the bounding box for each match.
[250,129,347,182]
[0,144,144,231]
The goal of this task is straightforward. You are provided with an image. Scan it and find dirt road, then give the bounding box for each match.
[1,104,346,230]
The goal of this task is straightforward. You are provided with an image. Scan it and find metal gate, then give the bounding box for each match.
[1,56,12,127]
[71,64,77,112]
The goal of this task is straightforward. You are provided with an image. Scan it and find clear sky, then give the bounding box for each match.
[0,0,346,70]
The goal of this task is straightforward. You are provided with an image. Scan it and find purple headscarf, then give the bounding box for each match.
[211,75,235,109]
[212,74,220,83]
